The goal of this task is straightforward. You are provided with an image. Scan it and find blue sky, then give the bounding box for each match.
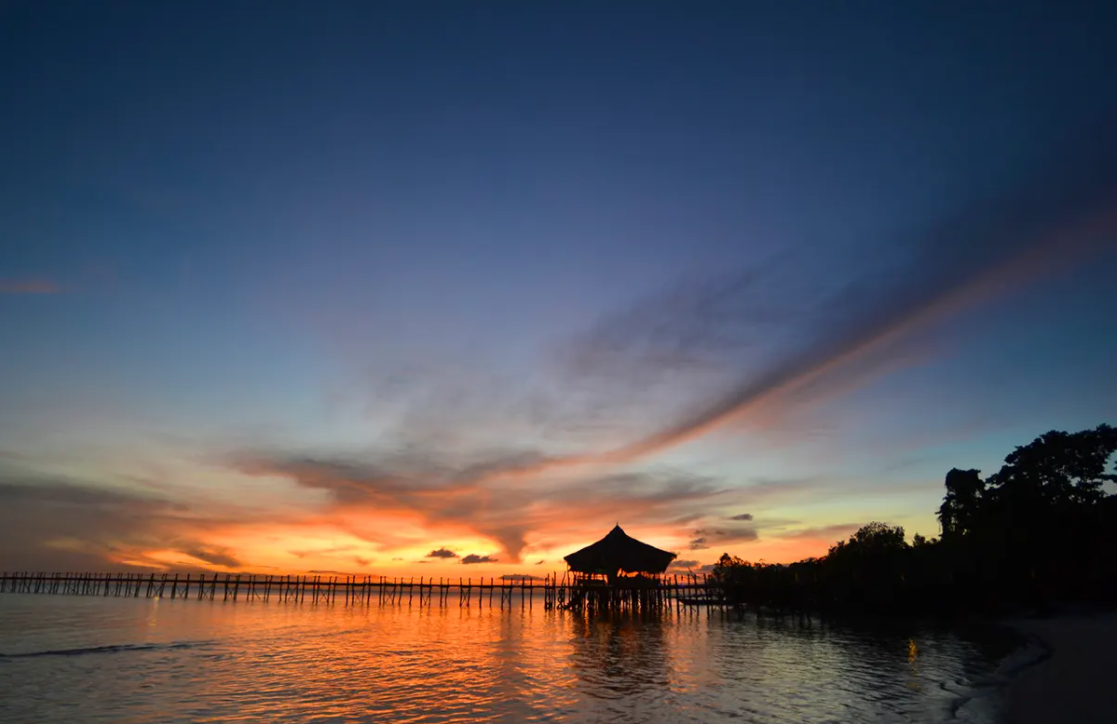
[1,2,1115,574]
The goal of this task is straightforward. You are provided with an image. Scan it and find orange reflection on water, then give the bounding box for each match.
[0,594,1017,723]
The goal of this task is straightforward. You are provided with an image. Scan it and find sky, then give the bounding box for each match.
[1,2,1115,577]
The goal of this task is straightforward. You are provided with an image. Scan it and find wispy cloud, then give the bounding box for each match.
[297,131,1114,511]
[287,545,356,559]
[0,278,61,295]
[781,523,863,542]
[230,450,736,561]
[8,130,1106,575]
[688,526,759,550]
[180,545,242,568]
[0,475,236,571]
[437,125,1117,479]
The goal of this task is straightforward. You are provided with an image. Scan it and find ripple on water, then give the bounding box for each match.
[0,595,1019,724]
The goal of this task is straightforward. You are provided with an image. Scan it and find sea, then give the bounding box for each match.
[0,593,1036,723]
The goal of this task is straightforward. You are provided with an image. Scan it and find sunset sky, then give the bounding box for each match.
[2,3,1115,577]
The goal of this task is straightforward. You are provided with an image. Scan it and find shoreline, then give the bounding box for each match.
[1000,611,1117,724]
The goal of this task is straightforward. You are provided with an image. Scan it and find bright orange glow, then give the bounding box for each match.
[88,504,850,578]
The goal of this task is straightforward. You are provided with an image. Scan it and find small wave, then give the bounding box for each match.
[995,635,1052,680]
[0,641,214,659]
[945,630,1052,723]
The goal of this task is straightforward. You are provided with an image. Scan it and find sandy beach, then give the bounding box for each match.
[1005,613,1117,724]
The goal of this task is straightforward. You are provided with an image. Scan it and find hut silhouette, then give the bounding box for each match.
[564,525,677,585]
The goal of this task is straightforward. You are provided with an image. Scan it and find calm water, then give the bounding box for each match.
[0,594,1025,723]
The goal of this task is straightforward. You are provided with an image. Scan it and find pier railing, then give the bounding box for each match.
[0,571,715,613]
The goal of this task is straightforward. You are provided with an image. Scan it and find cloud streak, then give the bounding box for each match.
[230,451,750,561]
[688,526,759,550]
[0,278,60,295]
[180,545,242,568]
[445,124,1117,480]
[0,475,239,571]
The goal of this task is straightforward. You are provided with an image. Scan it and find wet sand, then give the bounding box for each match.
[1005,613,1117,724]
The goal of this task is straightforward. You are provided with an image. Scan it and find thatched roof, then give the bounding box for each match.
[563,525,677,575]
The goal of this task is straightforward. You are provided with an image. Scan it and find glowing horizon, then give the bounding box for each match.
[2,4,1115,578]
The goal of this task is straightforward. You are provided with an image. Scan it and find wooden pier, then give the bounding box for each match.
[0,571,716,613]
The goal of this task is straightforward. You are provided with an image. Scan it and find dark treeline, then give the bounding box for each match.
[711,424,1117,616]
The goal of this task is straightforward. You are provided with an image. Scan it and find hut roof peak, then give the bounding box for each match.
[564,525,676,576]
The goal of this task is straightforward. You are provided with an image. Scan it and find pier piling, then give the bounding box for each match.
[0,571,725,613]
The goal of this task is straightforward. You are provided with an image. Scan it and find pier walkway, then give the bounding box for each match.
[0,571,717,613]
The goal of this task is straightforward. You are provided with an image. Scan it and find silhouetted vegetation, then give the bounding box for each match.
[711,424,1117,616]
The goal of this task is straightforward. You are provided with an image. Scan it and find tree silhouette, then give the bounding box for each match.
[988,424,1116,506]
[712,424,1117,615]
[937,468,985,541]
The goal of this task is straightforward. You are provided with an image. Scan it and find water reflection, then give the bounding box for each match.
[0,595,1018,724]
[567,612,671,700]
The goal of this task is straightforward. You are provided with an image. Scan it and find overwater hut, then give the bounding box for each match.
[564,525,677,585]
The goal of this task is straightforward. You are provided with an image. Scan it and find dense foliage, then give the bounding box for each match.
[711,424,1117,615]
